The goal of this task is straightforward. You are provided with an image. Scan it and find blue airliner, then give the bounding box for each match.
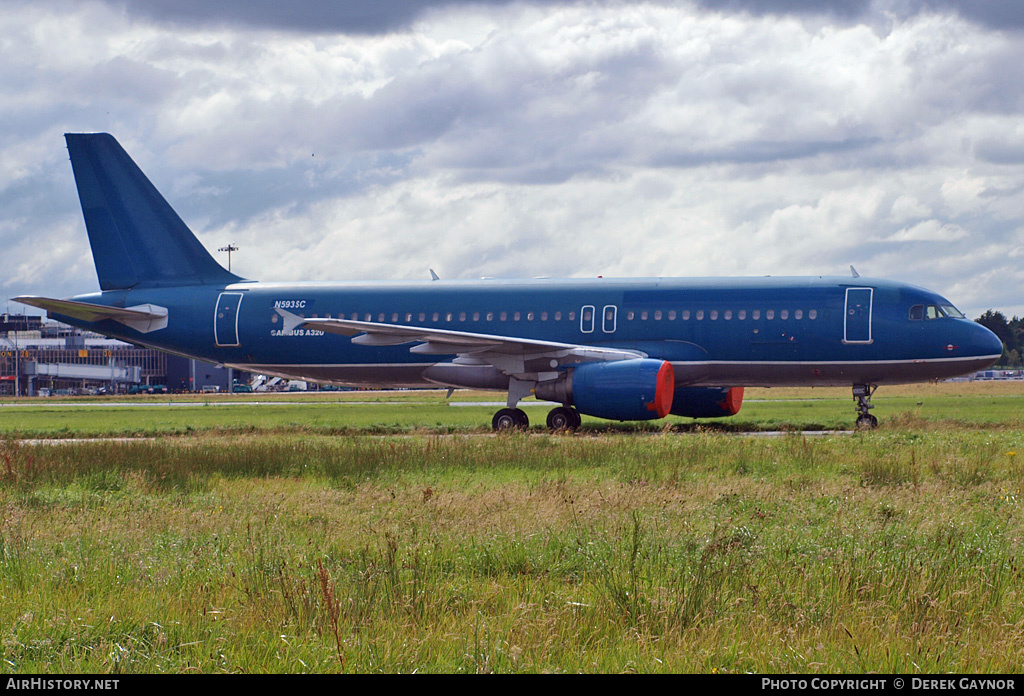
[15,134,1003,429]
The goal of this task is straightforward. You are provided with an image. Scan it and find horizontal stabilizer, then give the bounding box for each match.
[14,296,168,333]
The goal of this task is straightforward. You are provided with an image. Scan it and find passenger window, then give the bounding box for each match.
[752,310,760,320]
[780,310,788,320]
[555,311,562,321]
[738,310,746,320]
[710,310,718,320]
[641,311,648,320]
[724,310,732,320]
[654,310,662,320]
[766,310,774,320]
[669,310,676,320]
[627,311,635,320]
[696,310,704,320]
[683,310,690,320]
[808,310,817,320]
[500,312,507,321]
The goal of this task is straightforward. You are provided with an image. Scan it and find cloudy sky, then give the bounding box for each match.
[2,0,1022,318]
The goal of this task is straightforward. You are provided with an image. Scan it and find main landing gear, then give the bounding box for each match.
[853,384,878,429]
[491,406,582,432]
[546,406,582,432]
[492,408,529,431]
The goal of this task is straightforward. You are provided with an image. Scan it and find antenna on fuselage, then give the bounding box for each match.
[850,265,860,278]
[429,269,440,281]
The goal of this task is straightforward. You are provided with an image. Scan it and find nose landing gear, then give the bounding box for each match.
[853,384,878,429]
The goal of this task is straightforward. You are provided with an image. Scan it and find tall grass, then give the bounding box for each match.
[2,428,1023,673]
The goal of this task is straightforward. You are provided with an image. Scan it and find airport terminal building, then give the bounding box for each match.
[0,312,235,396]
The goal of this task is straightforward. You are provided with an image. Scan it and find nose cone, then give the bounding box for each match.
[971,323,1004,362]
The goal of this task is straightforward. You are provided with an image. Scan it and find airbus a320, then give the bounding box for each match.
[16,134,1004,430]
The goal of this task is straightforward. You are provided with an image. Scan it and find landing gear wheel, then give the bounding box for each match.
[547,406,581,432]
[569,408,582,430]
[856,413,878,429]
[852,384,879,429]
[493,408,529,431]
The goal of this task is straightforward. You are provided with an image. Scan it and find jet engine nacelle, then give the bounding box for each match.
[670,387,744,418]
[536,359,675,421]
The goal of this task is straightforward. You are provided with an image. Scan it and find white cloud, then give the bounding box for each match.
[2,0,1024,321]
[889,195,931,222]
[889,219,968,242]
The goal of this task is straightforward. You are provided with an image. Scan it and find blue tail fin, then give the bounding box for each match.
[65,133,242,290]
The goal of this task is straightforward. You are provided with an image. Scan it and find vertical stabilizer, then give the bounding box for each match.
[65,133,242,290]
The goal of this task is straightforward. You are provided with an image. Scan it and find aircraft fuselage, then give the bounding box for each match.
[57,275,1001,390]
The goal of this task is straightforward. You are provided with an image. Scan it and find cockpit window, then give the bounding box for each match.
[909,303,964,321]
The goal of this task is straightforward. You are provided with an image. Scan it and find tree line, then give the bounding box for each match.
[975,310,1024,367]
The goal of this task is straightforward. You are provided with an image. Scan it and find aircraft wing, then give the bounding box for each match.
[14,296,168,333]
[275,308,645,377]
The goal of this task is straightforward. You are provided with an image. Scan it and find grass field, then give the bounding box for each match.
[1,381,1023,438]
[1,383,1022,673]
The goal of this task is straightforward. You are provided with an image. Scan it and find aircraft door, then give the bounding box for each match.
[602,305,617,333]
[843,288,873,344]
[214,292,243,347]
[581,305,595,333]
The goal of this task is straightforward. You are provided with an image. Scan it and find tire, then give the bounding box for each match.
[547,406,579,432]
[856,413,878,429]
[493,408,529,431]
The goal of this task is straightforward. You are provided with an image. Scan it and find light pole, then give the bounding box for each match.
[2,332,19,397]
[218,243,239,272]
